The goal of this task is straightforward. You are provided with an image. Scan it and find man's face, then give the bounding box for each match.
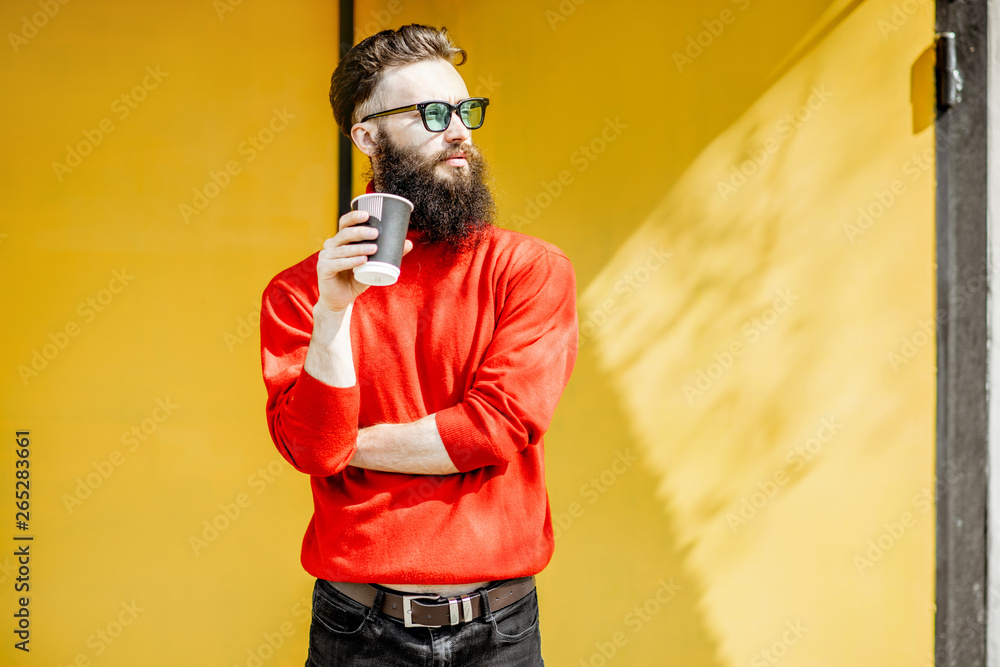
[365,59,476,178]
[353,59,495,248]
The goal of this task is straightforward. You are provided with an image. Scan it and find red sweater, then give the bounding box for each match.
[259,198,578,584]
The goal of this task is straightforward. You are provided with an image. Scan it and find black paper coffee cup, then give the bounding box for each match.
[349,193,414,286]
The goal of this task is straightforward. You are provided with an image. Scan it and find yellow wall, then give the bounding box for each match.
[1,1,336,664]
[0,0,935,665]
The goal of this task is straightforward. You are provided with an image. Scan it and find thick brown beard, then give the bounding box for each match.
[368,132,497,251]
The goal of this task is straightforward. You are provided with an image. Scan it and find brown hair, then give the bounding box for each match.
[329,24,467,137]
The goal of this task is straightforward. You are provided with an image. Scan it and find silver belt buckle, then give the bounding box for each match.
[402,593,477,628]
[402,594,444,628]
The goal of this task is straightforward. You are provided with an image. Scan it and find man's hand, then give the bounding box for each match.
[316,209,414,314]
[304,209,415,388]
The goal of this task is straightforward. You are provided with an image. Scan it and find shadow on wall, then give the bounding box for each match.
[580,0,936,665]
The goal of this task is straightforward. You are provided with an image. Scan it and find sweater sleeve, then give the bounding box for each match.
[259,280,360,477]
[434,247,579,472]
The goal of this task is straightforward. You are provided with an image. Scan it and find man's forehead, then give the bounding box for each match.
[377,59,470,107]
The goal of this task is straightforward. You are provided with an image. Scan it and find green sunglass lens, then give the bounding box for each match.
[460,101,484,128]
[424,103,450,131]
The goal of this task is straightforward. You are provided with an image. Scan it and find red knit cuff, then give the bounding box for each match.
[284,368,360,444]
[436,404,504,472]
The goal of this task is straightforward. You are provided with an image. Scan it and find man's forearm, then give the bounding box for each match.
[349,414,460,475]
[304,303,458,475]
[303,303,357,387]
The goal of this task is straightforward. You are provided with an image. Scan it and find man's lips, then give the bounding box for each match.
[442,153,467,166]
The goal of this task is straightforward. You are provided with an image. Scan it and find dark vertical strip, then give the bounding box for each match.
[935,1,988,665]
[338,0,355,214]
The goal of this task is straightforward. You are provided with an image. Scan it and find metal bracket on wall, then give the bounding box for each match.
[935,31,962,111]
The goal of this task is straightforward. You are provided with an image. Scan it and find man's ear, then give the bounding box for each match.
[351,122,378,158]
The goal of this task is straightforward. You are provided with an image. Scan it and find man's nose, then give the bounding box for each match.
[441,109,471,142]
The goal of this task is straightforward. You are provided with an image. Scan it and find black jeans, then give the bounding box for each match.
[305,578,545,666]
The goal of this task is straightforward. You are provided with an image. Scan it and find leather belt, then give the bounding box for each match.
[327,576,535,628]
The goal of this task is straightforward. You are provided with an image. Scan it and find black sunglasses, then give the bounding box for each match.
[360,97,490,132]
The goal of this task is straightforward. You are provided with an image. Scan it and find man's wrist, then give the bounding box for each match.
[313,299,352,322]
[304,301,356,387]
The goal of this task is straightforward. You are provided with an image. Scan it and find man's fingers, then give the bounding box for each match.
[321,243,378,260]
[316,254,368,279]
[324,223,379,250]
[337,209,370,231]
[401,239,414,257]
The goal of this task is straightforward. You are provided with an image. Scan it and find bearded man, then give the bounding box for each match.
[259,23,578,666]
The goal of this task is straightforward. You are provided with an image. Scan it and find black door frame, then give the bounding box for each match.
[935,0,988,665]
[338,0,354,215]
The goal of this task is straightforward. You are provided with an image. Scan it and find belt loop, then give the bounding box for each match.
[479,582,495,621]
[368,587,385,621]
